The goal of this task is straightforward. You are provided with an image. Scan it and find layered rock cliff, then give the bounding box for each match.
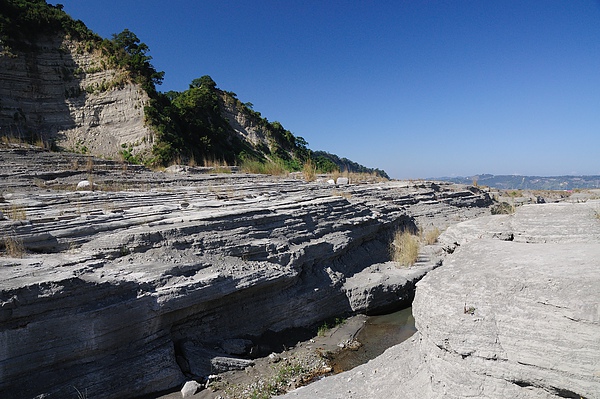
[0,148,492,398]
[0,34,152,158]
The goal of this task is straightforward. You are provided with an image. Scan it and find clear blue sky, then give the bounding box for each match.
[54,1,600,179]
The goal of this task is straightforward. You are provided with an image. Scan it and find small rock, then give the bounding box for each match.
[336,177,349,185]
[327,179,335,185]
[268,352,281,363]
[181,380,202,397]
[76,180,96,190]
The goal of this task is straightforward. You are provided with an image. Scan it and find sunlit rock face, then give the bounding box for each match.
[0,150,492,398]
[0,36,152,158]
[282,201,600,399]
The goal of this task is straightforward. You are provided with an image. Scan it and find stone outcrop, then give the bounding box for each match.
[0,148,492,399]
[282,201,600,399]
[0,36,152,158]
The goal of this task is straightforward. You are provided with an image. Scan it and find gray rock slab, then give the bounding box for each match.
[0,151,496,399]
[281,201,600,398]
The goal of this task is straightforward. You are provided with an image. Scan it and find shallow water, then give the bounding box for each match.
[332,307,416,373]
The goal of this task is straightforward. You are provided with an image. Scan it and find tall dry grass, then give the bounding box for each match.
[2,235,25,258]
[422,227,441,245]
[390,229,420,267]
[303,159,317,182]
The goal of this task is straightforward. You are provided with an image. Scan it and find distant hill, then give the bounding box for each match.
[436,174,600,190]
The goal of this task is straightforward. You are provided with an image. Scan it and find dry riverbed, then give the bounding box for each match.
[151,309,416,399]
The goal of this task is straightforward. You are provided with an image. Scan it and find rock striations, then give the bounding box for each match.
[0,148,492,399]
[0,36,152,158]
[282,200,600,399]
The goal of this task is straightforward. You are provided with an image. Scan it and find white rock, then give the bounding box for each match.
[181,380,202,397]
[336,177,349,185]
[268,352,282,363]
[76,180,95,190]
[327,179,335,185]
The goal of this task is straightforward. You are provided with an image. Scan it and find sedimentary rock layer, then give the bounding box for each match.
[0,149,491,399]
[282,201,600,399]
[0,37,152,157]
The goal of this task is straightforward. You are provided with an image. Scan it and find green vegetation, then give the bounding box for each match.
[317,317,345,337]
[312,150,389,179]
[0,0,99,51]
[144,75,316,169]
[391,229,420,267]
[1,1,389,177]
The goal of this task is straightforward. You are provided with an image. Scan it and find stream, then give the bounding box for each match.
[332,306,416,373]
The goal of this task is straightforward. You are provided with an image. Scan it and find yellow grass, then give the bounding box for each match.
[422,227,441,245]
[2,236,25,258]
[391,230,420,267]
[303,159,317,182]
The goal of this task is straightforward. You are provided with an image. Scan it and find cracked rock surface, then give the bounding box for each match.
[281,201,600,399]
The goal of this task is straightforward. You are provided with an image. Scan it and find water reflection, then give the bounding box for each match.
[332,307,416,373]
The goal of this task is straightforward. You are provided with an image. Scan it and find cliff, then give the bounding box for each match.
[0,35,153,158]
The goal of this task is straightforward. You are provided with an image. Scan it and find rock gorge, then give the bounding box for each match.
[0,148,493,398]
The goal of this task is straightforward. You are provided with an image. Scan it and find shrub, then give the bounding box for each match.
[2,236,24,258]
[423,227,441,245]
[302,159,317,182]
[391,230,420,267]
[491,202,515,215]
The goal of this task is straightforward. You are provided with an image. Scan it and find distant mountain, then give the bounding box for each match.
[435,174,600,190]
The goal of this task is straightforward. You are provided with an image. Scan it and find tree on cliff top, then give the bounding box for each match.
[103,28,164,93]
[0,0,99,48]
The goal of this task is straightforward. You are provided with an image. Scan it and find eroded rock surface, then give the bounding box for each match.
[282,201,600,399]
[0,149,492,398]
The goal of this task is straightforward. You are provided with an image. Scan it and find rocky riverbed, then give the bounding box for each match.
[0,146,495,399]
[281,200,600,399]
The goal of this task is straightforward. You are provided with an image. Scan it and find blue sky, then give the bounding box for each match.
[54,1,600,179]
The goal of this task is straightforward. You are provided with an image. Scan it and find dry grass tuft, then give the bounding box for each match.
[3,204,27,220]
[303,159,317,182]
[422,227,441,245]
[240,159,287,176]
[332,190,352,200]
[391,229,420,267]
[2,235,25,258]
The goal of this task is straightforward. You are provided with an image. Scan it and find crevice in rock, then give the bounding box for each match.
[551,387,586,399]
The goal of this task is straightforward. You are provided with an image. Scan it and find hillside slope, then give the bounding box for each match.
[0,0,386,176]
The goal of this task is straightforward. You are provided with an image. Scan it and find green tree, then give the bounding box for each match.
[190,75,217,90]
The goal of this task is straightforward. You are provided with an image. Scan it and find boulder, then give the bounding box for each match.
[76,180,95,190]
[210,357,255,373]
[336,177,349,185]
[180,380,202,397]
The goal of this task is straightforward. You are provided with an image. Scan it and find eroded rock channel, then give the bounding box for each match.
[0,148,493,399]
